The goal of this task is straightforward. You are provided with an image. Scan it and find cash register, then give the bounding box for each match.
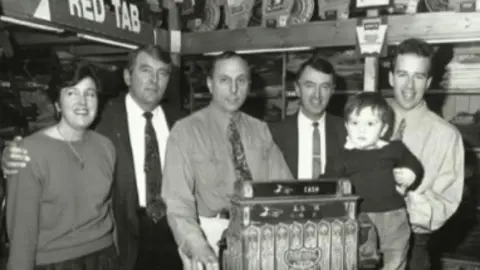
[222,178,380,270]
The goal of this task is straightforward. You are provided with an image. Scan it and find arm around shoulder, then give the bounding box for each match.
[407,128,464,232]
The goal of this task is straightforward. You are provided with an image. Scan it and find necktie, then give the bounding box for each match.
[143,112,164,220]
[312,121,322,179]
[228,117,253,183]
[392,118,406,141]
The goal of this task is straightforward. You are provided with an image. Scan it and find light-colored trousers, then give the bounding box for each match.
[179,216,229,270]
[367,208,411,270]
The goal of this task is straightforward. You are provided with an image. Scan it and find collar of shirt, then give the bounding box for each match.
[344,137,388,150]
[297,108,326,130]
[206,102,243,133]
[389,100,429,127]
[126,93,164,119]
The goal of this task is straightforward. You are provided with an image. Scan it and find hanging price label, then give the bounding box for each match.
[224,0,254,28]
[355,17,388,57]
[406,0,419,12]
[227,0,245,13]
[261,0,294,27]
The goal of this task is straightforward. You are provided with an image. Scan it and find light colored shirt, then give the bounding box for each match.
[125,94,169,207]
[297,110,326,179]
[389,100,464,234]
[161,103,293,252]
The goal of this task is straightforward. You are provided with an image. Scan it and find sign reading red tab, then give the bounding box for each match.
[1,0,155,46]
[355,17,388,57]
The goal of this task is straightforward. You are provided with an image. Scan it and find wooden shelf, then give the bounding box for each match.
[181,12,480,55]
[192,89,480,99]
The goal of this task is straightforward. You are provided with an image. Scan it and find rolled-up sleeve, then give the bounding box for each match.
[161,126,207,255]
[406,130,464,233]
[398,142,424,191]
[7,149,41,270]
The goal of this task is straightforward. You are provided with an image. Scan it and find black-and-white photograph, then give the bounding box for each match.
[0,0,479,270]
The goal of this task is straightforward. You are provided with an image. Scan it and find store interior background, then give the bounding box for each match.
[0,0,480,267]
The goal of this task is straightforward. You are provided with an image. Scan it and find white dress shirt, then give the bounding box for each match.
[125,94,170,206]
[297,110,326,180]
[389,100,464,233]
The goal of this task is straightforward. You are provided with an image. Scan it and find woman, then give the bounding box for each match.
[6,62,119,269]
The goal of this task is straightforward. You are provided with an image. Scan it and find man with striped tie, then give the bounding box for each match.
[269,56,347,180]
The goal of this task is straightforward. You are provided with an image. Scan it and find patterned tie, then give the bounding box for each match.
[228,117,253,182]
[392,118,406,141]
[312,121,322,179]
[143,112,163,217]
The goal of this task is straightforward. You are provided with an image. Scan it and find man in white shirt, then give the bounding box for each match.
[95,45,186,270]
[125,93,169,206]
[269,56,346,178]
[388,38,464,270]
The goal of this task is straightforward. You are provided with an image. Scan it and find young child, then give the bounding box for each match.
[339,92,424,270]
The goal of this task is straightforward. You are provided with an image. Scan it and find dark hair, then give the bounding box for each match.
[126,44,172,72]
[48,62,101,103]
[209,51,250,78]
[344,92,394,128]
[391,38,434,75]
[295,56,335,82]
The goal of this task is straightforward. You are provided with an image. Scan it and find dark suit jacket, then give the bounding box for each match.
[95,94,186,270]
[269,113,347,178]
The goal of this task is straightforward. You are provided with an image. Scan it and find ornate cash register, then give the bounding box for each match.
[222,178,379,270]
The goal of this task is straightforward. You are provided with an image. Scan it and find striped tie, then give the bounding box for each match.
[312,121,322,179]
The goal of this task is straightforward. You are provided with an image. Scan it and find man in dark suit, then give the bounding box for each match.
[269,57,384,270]
[269,56,346,178]
[95,45,185,270]
[1,45,184,270]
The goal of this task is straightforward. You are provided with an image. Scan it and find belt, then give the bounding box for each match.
[138,207,229,220]
[200,208,230,220]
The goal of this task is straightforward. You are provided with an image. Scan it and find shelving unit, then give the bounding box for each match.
[181,12,480,55]
[192,89,480,99]
[181,11,480,118]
